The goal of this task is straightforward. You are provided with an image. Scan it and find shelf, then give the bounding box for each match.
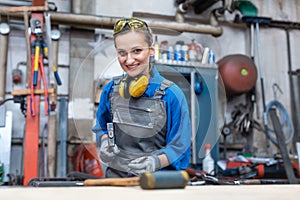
[154,60,218,69]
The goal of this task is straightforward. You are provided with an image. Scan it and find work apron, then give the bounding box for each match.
[107,78,173,176]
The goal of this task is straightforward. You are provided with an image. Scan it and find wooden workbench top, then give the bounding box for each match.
[1,185,299,200]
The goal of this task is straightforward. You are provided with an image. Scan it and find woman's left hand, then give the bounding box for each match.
[128,155,161,174]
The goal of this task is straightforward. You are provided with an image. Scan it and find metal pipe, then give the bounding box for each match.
[46,17,59,178]
[48,101,56,178]
[148,20,222,36]
[72,0,82,14]
[49,12,117,28]
[192,0,219,14]
[178,0,198,13]
[0,23,10,102]
[0,11,222,36]
[176,0,198,23]
[190,69,197,164]
[286,30,300,147]
[57,97,68,178]
[175,8,185,23]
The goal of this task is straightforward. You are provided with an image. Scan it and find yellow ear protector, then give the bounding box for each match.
[119,75,149,98]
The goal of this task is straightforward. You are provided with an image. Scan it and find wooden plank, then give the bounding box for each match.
[0,6,47,13]
[1,185,300,200]
[11,88,54,96]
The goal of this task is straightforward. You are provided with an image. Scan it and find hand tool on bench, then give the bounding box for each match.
[84,176,140,187]
[84,170,189,189]
[190,172,289,185]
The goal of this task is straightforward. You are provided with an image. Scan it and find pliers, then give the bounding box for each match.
[29,19,50,116]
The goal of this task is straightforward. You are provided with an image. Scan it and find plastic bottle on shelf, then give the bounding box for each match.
[160,40,168,63]
[167,45,174,63]
[208,49,215,64]
[154,35,160,61]
[201,47,210,64]
[174,43,182,62]
[188,39,197,62]
[182,44,189,62]
[196,42,204,62]
[202,143,215,175]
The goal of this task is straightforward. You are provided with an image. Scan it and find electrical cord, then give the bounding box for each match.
[0,96,27,117]
[265,100,294,145]
[0,98,14,106]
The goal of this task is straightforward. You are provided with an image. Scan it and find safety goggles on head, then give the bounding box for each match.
[113,17,149,35]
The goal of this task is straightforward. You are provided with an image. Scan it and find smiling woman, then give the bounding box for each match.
[92,17,191,178]
[115,31,153,79]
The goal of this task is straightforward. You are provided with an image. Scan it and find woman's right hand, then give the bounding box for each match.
[98,138,120,163]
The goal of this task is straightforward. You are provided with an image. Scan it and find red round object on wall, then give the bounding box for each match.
[12,69,22,84]
[217,54,257,97]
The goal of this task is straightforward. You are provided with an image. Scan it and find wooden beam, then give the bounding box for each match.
[11,88,54,96]
[0,6,47,13]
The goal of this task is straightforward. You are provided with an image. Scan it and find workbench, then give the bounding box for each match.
[1,185,299,200]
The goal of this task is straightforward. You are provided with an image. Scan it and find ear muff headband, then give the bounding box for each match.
[119,75,148,98]
[119,78,130,99]
[129,75,148,98]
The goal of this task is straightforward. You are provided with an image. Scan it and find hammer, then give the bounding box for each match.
[84,170,189,189]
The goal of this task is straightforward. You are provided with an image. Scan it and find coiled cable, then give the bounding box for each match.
[265,100,294,145]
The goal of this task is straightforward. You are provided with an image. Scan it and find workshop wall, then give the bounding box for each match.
[88,0,300,159]
[91,0,300,158]
[248,0,300,157]
[2,0,300,178]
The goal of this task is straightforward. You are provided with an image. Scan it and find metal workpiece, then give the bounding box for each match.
[57,97,68,178]
[106,122,115,150]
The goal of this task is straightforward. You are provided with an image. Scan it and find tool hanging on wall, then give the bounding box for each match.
[242,16,275,155]
[44,12,62,86]
[218,53,258,156]
[30,18,49,116]
[242,16,295,159]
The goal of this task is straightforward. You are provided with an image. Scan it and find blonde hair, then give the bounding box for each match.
[113,18,153,47]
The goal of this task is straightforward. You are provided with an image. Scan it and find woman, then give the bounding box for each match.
[92,17,191,178]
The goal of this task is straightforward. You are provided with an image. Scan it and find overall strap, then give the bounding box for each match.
[153,79,174,99]
[112,75,123,94]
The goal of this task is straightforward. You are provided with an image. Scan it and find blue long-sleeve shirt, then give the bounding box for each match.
[92,67,191,170]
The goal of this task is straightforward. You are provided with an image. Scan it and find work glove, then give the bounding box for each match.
[128,155,161,175]
[98,138,120,163]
